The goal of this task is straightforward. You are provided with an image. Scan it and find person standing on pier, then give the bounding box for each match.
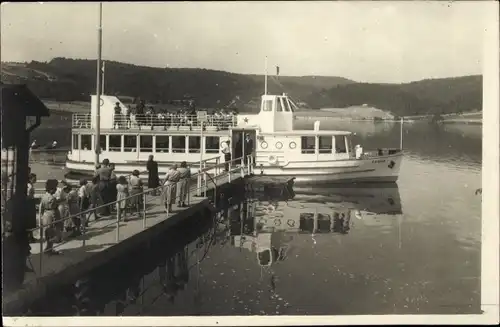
[67,184,81,236]
[95,159,112,215]
[78,178,90,228]
[221,140,231,171]
[40,179,63,255]
[129,170,144,214]
[55,181,71,232]
[26,173,38,243]
[162,164,181,212]
[116,176,129,222]
[88,176,102,222]
[177,161,191,207]
[147,155,160,196]
[109,163,118,211]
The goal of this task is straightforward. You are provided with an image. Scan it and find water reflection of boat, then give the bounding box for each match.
[293,182,402,215]
[230,184,403,267]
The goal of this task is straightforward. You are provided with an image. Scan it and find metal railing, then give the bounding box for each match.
[24,154,255,278]
[72,113,238,130]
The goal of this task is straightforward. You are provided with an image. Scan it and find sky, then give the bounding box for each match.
[0,1,495,83]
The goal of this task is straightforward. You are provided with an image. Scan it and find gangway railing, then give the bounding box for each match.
[4,155,254,279]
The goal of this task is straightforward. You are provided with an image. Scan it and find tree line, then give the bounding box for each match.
[1,58,482,116]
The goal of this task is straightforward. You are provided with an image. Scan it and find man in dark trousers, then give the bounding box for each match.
[95,158,112,215]
[244,133,254,165]
[146,155,160,195]
[221,140,231,171]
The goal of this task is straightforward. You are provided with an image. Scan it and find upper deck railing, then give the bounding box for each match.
[72,113,238,131]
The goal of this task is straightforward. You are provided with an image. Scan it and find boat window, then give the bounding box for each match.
[124,135,137,152]
[301,136,315,154]
[81,135,91,150]
[205,136,220,153]
[335,135,347,153]
[139,135,153,152]
[172,136,186,153]
[262,99,273,112]
[155,136,169,153]
[188,136,201,153]
[99,135,107,152]
[72,134,79,150]
[318,136,333,154]
[109,135,121,152]
[317,213,332,233]
[299,213,314,233]
[276,98,283,112]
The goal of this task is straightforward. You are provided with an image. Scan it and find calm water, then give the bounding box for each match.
[25,120,482,315]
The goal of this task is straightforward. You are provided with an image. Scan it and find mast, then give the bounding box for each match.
[101,60,105,95]
[95,2,103,165]
[400,117,404,150]
[264,56,268,95]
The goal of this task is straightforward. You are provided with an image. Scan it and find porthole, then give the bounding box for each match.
[289,141,297,149]
[260,141,268,149]
[275,142,283,149]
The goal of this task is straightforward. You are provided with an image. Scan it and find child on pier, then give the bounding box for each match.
[88,176,102,223]
[116,176,129,222]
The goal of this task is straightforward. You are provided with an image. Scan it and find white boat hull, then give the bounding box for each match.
[252,153,403,184]
[64,153,403,185]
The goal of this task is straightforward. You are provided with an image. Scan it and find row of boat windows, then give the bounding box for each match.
[299,136,349,154]
[73,134,221,153]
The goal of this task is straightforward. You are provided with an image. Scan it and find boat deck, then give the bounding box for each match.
[3,169,247,314]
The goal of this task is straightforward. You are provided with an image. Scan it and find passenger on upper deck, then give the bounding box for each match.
[114,102,122,129]
[135,100,146,130]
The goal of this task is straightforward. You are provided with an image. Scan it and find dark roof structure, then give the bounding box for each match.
[1,84,50,147]
[0,83,50,117]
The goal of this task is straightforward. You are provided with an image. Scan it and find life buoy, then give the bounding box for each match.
[268,155,278,165]
[274,218,282,226]
[99,98,104,106]
[287,219,295,228]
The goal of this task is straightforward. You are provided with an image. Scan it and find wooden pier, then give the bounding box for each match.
[2,159,253,315]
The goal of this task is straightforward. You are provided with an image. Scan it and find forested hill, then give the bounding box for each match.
[1,57,481,116]
[305,75,482,117]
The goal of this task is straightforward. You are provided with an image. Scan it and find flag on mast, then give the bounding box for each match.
[276,65,280,76]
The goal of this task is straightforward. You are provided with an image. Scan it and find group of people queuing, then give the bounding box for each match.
[146,155,191,212]
[112,100,237,130]
[33,155,193,255]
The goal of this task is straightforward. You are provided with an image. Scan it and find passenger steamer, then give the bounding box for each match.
[66,93,403,184]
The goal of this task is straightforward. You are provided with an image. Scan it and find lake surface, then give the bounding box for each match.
[25,120,482,316]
